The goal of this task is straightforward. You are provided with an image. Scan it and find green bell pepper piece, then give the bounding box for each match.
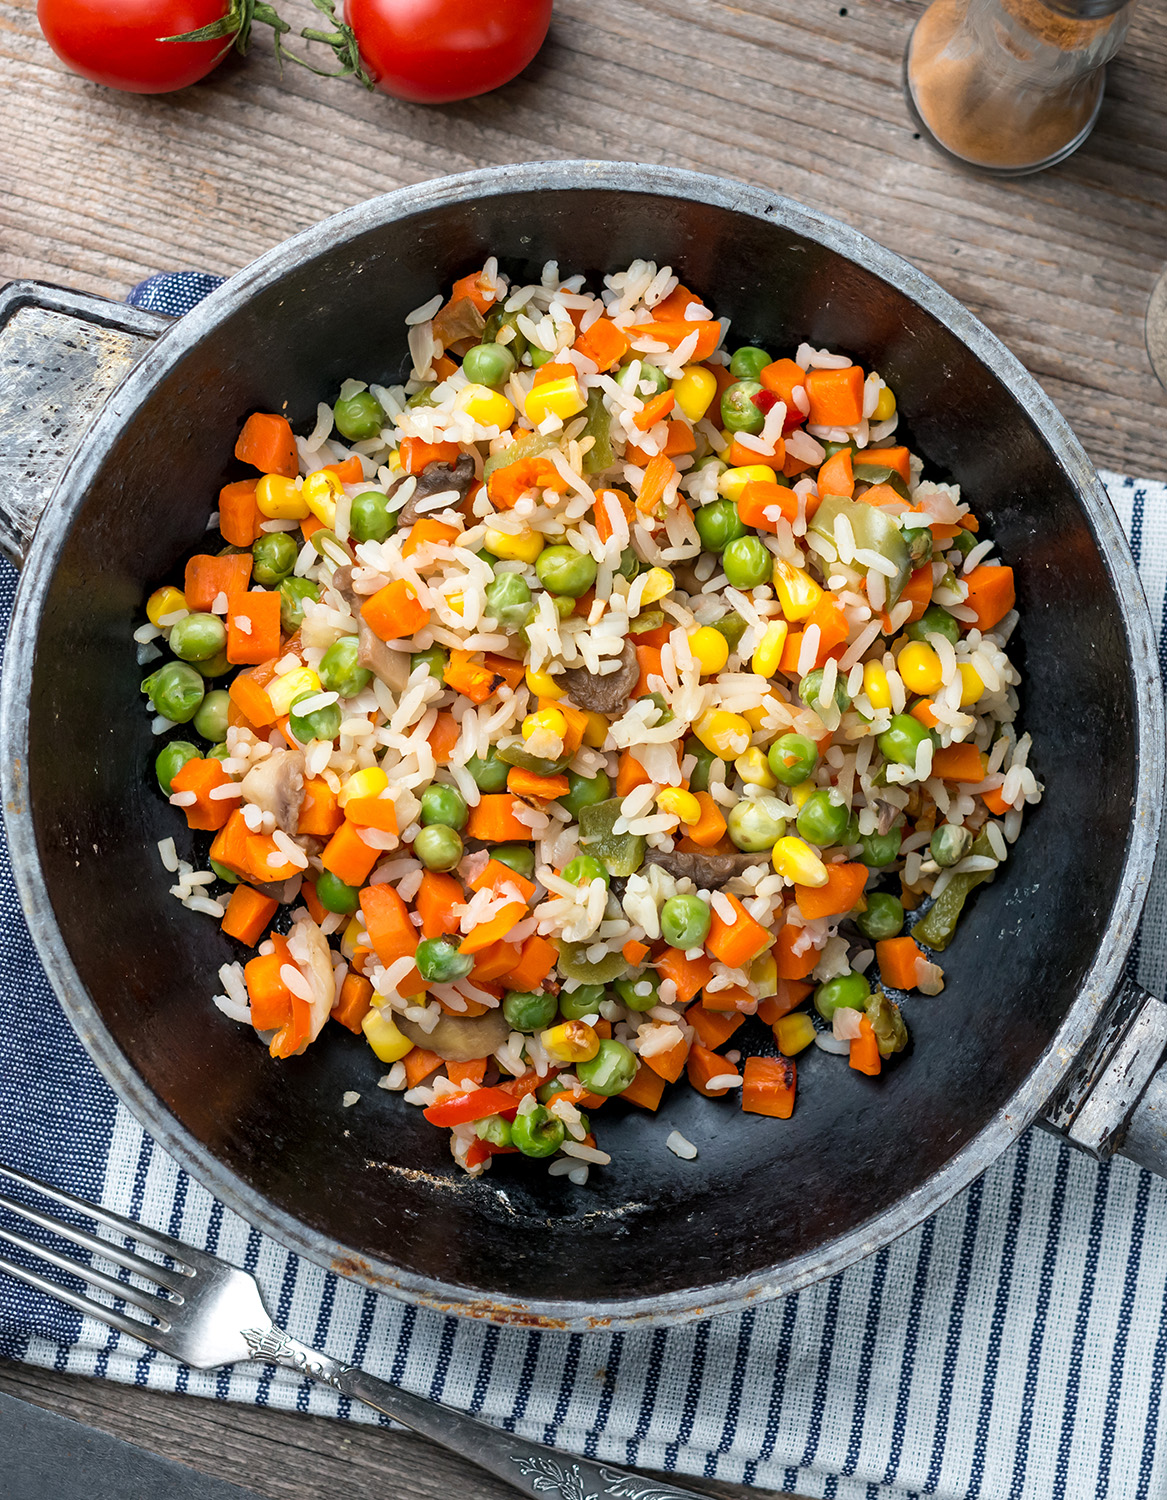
[582,387,614,474]
[811,494,912,606]
[911,830,999,951]
[578,797,646,877]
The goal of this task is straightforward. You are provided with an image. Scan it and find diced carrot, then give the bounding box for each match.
[401,517,460,559]
[806,592,849,663]
[783,452,815,480]
[344,796,399,833]
[686,1003,744,1050]
[758,358,808,431]
[650,283,702,319]
[876,935,925,991]
[508,933,557,991]
[545,1085,606,1111]
[415,871,464,939]
[616,751,651,798]
[507,766,570,800]
[404,1048,443,1088]
[235,413,297,478]
[458,902,527,956]
[637,319,721,361]
[209,808,251,879]
[297,778,343,837]
[850,1014,882,1076]
[360,884,424,997]
[620,1064,667,1111]
[218,480,261,547]
[431,353,458,381]
[594,1017,612,1040]
[773,922,821,980]
[427,711,461,766]
[858,482,903,510]
[472,940,522,983]
[400,438,461,475]
[446,1057,489,1089]
[483,654,525,690]
[228,671,277,730]
[633,645,663,697]
[804,365,864,427]
[245,944,294,1032]
[226,589,282,666]
[737,481,797,533]
[911,699,940,729]
[727,436,784,470]
[169,756,234,831]
[858,446,911,484]
[680,790,726,850]
[486,454,571,509]
[572,315,631,372]
[879,565,933,631]
[470,859,537,904]
[634,391,676,431]
[269,992,314,1059]
[529,360,577,387]
[742,1055,796,1118]
[706,894,773,969]
[594,488,636,545]
[796,862,868,921]
[817,446,854,499]
[245,833,299,883]
[301,880,326,926]
[635,453,678,515]
[332,972,374,1033]
[756,979,814,1025]
[687,1043,741,1098]
[622,939,650,966]
[221,884,278,946]
[778,629,804,675]
[963,565,1015,631]
[931,744,989,782]
[466,794,536,843]
[183,553,252,612]
[322,820,381,888]
[656,947,714,1005]
[626,422,698,466]
[642,1032,691,1084]
[700,982,755,1012]
[361,579,428,642]
[553,701,588,758]
[982,785,1011,816]
[443,648,495,704]
[325,455,365,484]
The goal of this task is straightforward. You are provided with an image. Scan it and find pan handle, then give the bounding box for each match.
[0,281,171,567]
[1041,974,1167,1173]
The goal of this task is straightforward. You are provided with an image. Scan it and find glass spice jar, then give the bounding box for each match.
[904,0,1136,176]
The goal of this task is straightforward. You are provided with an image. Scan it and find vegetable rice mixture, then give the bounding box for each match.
[138,258,1042,1182]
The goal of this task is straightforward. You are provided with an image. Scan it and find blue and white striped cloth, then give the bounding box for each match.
[2,268,1167,1497]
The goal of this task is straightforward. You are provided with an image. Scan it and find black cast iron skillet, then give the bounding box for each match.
[1,163,1164,1330]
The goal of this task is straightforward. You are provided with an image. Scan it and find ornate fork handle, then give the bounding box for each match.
[246,1323,710,1500]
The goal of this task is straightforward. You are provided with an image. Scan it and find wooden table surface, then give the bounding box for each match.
[1,0,1166,1493]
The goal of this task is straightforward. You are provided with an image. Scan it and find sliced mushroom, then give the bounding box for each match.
[561,638,640,716]
[397,453,477,529]
[642,849,760,887]
[329,566,409,694]
[240,750,305,837]
[286,917,336,1043]
[670,562,706,597]
[432,297,485,354]
[396,1007,512,1063]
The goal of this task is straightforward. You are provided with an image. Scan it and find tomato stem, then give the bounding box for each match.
[162,0,292,63]
[287,0,373,89]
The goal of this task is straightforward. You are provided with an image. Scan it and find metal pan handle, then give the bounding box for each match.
[0,281,170,567]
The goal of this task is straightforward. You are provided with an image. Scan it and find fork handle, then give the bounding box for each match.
[252,1323,710,1500]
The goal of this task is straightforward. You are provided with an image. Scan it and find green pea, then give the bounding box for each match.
[856,892,904,941]
[613,970,661,1013]
[727,795,788,852]
[617,361,670,397]
[155,740,199,794]
[768,733,818,786]
[503,989,558,1032]
[536,545,597,599]
[951,529,978,557]
[406,384,437,409]
[315,870,361,914]
[349,491,395,544]
[643,691,673,726]
[419,783,468,832]
[798,669,851,714]
[193,689,230,743]
[415,937,474,985]
[414,825,463,872]
[930,823,973,867]
[576,1038,638,1096]
[289,690,342,744]
[333,390,386,442]
[209,858,240,885]
[721,379,765,434]
[194,648,231,679]
[168,612,227,663]
[485,573,533,630]
[319,636,373,698]
[730,346,773,381]
[722,536,771,589]
[661,894,712,949]
[251,532,297,586]
[558,984,605,1021]
[462,342,516,387]
[143,662,205,724]
[814,970,871,1021]
[411,646,446,681]
[466,746,509,793]
[562,855,609,889]
[684,736,719,794]
[550,595,576,621]
[559,769,611,820]
[475,1114,513,1148]
[796,789,851,847]
[528,346,555,368]
[511,1104,566,1158]
[878,713,934,767]
[906,604,960,646]
[843,813,861,846]
[860,826,903,868]
[493,843,535,879]
[280,577,319,634]
[207,742,232,763]
[695,499,746,553]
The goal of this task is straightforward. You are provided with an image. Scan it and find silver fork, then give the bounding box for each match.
[0,1162,710,1500]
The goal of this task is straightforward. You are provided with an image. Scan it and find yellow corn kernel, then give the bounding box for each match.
[694,709,752,760]
[751,620,790,678]
[361,1008,414,1064]
[775,1012,817,1055]
[672,364,718,422]
[583,711,609,749]
[340,766,389,807]
[267,666,322,718]
[863,660,892,710]
[525,667,563,700]
[872,380,897,422]
[898,640,944,696]
[688,625,729,676]
[147,586,187,626]
[772,836,830,887]
[772,558,824,622]
[540,1020,600,1064]
[340,914,365,961]
[386,447,404,474]
[639,567,675,606]
[256,473,310,520]
[750,950,778,999]
[741,697,781,733]
[735,747,777,789]
[447,592,465,617]
[718,464,776,503]
[790,781,817,810]
[302,468,344,528]
[657,787,702,825]
[484,525,544,564]
[525,374,587,425]
[523,707,566,741]
[456,383,516,429]
[958,661,986,706]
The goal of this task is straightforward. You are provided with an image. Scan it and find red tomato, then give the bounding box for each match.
[342,0,552,104]
[37,0,231,93]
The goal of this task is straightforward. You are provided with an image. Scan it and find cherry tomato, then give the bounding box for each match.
[37,0,231,93]
[342,0,552,104]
